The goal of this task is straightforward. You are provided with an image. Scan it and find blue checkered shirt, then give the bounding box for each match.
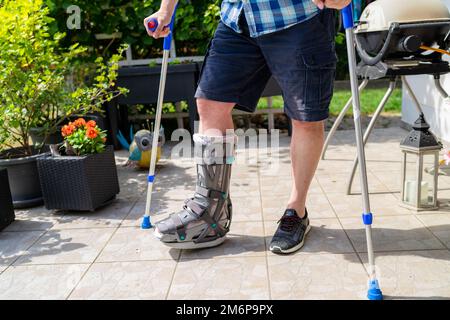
[220,0,319,37]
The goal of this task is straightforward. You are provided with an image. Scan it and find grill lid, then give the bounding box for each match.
[356,0,450,33]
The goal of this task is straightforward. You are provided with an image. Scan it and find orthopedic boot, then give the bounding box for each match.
[154,133,236,249]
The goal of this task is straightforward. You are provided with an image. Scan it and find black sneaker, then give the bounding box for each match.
[269,208,311,254]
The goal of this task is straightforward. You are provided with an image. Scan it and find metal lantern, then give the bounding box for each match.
[400,114,442,211]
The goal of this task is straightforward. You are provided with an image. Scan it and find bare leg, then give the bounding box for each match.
[287,120,325,218]
[197,98,235,133]
[155,98,235,247]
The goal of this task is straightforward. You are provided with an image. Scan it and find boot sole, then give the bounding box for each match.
[270,224,312,254]
[154,229,226,250]
[158,235,227,249]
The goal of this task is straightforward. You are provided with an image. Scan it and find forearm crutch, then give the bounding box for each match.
[342,3,383,300]
[141,8,177,229]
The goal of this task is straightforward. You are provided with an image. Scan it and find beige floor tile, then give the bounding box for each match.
[316,171,389,194]
[168,257,269,299]
[416,213,450,249]
[372,170,402,193]
[50,199,136,230]
[260,176,323,197]
[4,206,60,232]
[359,250,450,299]
[259,162,293,177]
[268,253,367,299]
[0,231,44,270]
[180,221,266,260]
[367,161,402,173]
[97,227,180,262]
[326,192,414,218]
[264,218,355,255]
[230,178,261,198]
[316,159,355,174]
[231,196,263,222]
[69,260,176,300]
[0,264,89,299]
[340,215,445,252]
[14,228,115,265]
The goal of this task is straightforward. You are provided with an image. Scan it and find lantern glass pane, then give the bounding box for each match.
[403,152,420,205]
[422,153,437,206]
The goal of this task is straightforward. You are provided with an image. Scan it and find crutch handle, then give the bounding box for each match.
[147,19,159,32]
[342,3,354,29]
[146,6,177,51]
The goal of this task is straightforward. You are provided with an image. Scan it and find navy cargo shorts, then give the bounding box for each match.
[195,8,337,122]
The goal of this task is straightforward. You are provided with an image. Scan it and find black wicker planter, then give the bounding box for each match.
[0,168,15,231]
[37,146,120,211]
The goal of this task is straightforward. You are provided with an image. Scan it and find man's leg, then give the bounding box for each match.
[287,120,324,218]
[154,19,270,249]
[197,98,234,134]
[264,9,337,254]
[154,99,237,249]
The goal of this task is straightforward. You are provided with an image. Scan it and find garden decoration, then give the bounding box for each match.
[117,127,166,169]
[400,114,442,211]
[141,7,178,229]
[342,3,382,300]
[37,119,120,211]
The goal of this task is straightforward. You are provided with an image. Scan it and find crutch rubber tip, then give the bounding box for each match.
[367,280,383,300]
[141,216,153,229]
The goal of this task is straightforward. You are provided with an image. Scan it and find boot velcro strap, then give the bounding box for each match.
[169,213,187,241]
[185,199,206,216]
[195,186,227,199]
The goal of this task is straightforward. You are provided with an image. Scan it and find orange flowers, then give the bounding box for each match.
[86,127,98,139]
[73,118,86,128]
[61,119,99,138]
[60,117,107,156]
[61,123,75,137]
[86,120,97,128]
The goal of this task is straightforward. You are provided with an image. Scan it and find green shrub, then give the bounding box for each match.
[45,0,221,60]
[45,1,349,78]
[0,0,127,157]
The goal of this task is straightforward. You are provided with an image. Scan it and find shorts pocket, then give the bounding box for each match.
[299,50,337,70]
[298,50,337,108]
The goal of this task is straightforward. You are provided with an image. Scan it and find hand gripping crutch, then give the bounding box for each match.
[342,4,383,300]
[141,8,177,229]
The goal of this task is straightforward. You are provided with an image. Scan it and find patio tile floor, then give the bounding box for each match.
[2,127,450,300]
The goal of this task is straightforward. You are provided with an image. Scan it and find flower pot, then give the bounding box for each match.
[0,148,50,209]
[0,168,15,231]
[37,146,120,211]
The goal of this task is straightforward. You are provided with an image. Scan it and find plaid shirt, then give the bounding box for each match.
[220,0,319,37]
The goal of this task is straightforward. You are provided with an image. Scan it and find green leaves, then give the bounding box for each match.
[0,0,127,157]
[44,0,222,59]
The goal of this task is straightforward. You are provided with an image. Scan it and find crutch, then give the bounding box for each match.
[342,3,383,300]
[141,8,177,229]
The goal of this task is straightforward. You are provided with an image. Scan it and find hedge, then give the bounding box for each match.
[45,0,349,79]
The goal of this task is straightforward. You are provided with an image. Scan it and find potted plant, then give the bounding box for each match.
[0,0,126,208]
[37,118,120,211]
[0,168,15,231]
